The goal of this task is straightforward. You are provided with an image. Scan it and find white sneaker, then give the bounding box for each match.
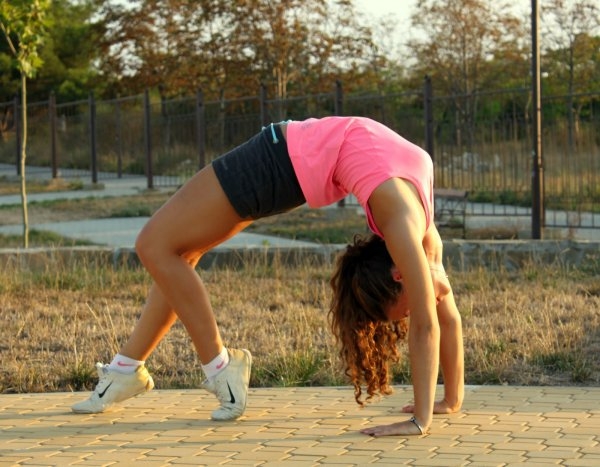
[202,348,252,421]
[71,363,154,413]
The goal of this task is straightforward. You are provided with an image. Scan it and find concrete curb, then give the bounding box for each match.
[1,240,598,271]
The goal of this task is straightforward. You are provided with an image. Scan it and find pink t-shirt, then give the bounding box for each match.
[286,116,434,237]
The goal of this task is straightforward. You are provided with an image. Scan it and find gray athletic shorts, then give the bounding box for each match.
[212,124,306,219]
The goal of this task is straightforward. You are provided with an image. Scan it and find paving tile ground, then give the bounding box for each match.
[0,385,598,466]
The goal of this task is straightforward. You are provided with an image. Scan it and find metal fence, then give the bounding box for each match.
[1,81,599,230]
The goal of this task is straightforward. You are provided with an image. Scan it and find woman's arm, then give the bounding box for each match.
[361,178,440,436]
[400,225,464,414]
[401,288,464,414]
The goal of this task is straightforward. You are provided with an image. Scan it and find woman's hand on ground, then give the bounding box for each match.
[360,419,424,437]
[401,398,461,414]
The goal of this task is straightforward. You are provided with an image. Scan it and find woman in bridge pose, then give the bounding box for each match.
[72,116,464,436]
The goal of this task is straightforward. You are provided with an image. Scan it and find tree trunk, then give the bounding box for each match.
[20,73,29,248]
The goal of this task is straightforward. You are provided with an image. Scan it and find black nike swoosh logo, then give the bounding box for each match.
[98,382,113,398]
[227,382,235,404]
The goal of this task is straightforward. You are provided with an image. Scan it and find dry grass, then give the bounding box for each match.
[1,254,599,395]
[1,181,599,393]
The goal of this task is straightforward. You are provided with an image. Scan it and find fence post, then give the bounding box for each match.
[144,89,154,189]
[89,92,98,184]
[424,75,435,162]
[335,80,345,207]
[260,84,269,126]
[531,0,544,239]
[334,80,343,116]
[115,100,123,178]
[196,89,206,170]
[13,95,20,176]
[49,92,58,179]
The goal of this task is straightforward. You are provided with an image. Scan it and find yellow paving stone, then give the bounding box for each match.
[452,434,511,444]
[543,436,597,448]
[579,444,600,456]
[495,412,545,420]
[435,444,495,455]
[373,462,419,467]
[82,450,157,463]
[170,454,233,465]
[251,423,297,432]
[448,440,492,450]
[524,448,584,461]
[258,461,317,467]
[168,460,223,466]
[523,419,573,430]
[231,449,291,461]
[468,453,527,464]
[238,431,292,441]
[1,386,599,466]
[509,430,562,444]
[276,454,326,463]
[375,452,423,464]
[44,455,96,465]
[125,459,179,466]
[440,425,481,436]
[222,462,267,466]
[483,423,526,434]
[508,462,561,467]
[69,462,118,466]
[567,459,600,467]
[315,459,375,466]
[289,445,348,457]
[289,427,347,437]
[422,454,473,465]
[261,439,320,449]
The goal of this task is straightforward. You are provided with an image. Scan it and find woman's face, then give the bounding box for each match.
[384,265,452,321]
[385,289,410,321]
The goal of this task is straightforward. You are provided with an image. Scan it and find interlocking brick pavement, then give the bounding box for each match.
[0,385,598,466]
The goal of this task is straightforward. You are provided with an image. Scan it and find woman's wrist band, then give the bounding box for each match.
[409,416,425,434]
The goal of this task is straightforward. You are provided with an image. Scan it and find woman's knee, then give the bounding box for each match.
[136,221,203,269]
[135,222,166,266]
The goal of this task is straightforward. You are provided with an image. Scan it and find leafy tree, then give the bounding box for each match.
[1,0,100,104]
[35,0,101,102]
[405,0,526,148]
[0,0,51,248]
[93,0,383,102]
[542,0,600,148]
[93,0,231,99]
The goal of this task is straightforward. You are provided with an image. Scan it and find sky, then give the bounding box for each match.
[353,0,419,57]
[354,0,416,27]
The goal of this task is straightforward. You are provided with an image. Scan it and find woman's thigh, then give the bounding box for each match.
[137,164,251,256]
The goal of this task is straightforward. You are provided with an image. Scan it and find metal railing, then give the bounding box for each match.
[1,80,598,230]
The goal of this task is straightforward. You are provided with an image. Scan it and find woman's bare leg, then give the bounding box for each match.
[119,284,177,360]
[134,164,251,364]
[118,252,204,360]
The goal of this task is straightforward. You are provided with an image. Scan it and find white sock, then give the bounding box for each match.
[109,354,145,374]
[201,347,229,380]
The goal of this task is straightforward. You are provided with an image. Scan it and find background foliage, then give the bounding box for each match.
[1,0,599,105]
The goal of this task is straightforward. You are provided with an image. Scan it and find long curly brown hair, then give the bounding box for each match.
[329,234,408,406]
